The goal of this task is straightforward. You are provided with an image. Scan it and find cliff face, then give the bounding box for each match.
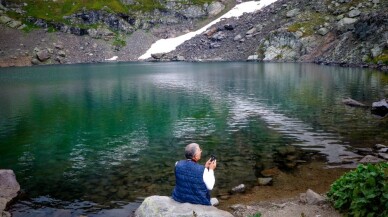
[0,0,387,71]
[165,0,387,71]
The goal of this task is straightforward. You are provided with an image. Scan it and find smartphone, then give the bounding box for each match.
[210,154,216,162]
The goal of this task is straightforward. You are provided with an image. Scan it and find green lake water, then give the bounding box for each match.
[0,62,387,216]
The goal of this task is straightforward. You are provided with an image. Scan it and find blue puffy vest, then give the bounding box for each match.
[172,160,211,205]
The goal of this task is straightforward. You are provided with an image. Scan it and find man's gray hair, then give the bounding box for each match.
[185,143,199,159]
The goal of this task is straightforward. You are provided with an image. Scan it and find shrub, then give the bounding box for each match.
[327,163,388,217]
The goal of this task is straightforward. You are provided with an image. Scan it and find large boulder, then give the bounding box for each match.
[207,1,225,17]
[371,99,388,117]
[135,196,233,217]
[0,170,20,217]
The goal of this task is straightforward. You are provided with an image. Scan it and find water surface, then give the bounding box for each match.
[0,62,387,216]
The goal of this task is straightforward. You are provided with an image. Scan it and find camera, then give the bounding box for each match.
[210,154,216,162]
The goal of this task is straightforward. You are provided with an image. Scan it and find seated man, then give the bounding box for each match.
[172,143,217,205]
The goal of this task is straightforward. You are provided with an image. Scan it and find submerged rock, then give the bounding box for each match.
[135,196,233,217]
[342,98,367,107]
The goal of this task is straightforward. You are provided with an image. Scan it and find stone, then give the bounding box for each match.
[258,177,272,186]
[55,44,64,50]
[151,53,165,59]
[348,9,361,18]
[181,5,206,19]
[379,148,388,153]
[234,34,242,41]
[355,148,374,155]
[300,189,326,205]
[211,31,226,41]
[317,27,329,36]
[371,99,388,117]
[342,98,367,107]
[230,204,246,211]
[372,0,379,3]
[360,155,384,163]
[134,196,233,217]
[2,211,11,217]
[224,24,234,31]
[231,184,245,193]
[204,27,218,37]
[0,170,20,200]
[378,153,388,160]
[58,50,66,57]
[337,17,358,32]
[210,198,219,206]
[7,20,21,28]
[371,46,382,58]
[31,58,40,65]
[207,1,225,17]
[0,198,6,212]
[0,15,11,24]
[247,55,258,61]
[36,49,50,62]
[246,28,256,35]
[286,9,300,18]
[374,144,387,150]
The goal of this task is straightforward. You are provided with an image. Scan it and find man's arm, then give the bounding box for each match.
[203,168,215,190]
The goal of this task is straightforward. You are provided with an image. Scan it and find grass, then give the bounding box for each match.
[287,12,326,37]
[368,49,388,65]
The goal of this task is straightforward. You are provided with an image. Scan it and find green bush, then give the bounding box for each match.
[327,163,388,217]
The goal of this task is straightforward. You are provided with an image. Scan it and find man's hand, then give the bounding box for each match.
[205,158,217,170]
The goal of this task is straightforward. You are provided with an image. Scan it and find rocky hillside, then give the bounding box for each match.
[0,0,387,71]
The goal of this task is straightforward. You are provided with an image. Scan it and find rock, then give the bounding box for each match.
[231,184,245,193]
[207,1,225,17]
[134,196,233,217]
[224,24,234,31]
[359,155,385,163]
[204,27,218,37]
[0,170,20,200]
[337,17,358,32]
[210,198,219,206]
[7,20,21,28]
[379,148,388,153]
[58,50,66,57]
[247,55,258,61]
[246,28,256,35]
[342,98,367,107]
[317,27,329,36]
[371,99,388,117]
[258,177,272,186]
[348,9,361,18]
[261,167,281,177]
[371,46,382,58]
[36,49,50,62]
[31,58,40,65]
[181,5,206,19]
[374,144,387,150]
[0,15,11,24]
[2,211,11,217]
[230,204,246,211]
[355,148,374,155]
[55,44,64,50]
[234,34,242,41]
[211,31,226,41]
[151,53,165,60]
[210,42,221,49]
[378,153,388,160]
[372,0,380,3]
[286,9,300,18]
[0,198,6,212]
[305,189,326,205]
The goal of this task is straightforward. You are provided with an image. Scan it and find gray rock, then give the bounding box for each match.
[17,24,27,30]
[230,204,246,211]
[286,9,300,18]
[371,45,382,58]
[372,0,379,4]
[151,53,165,59]
[348,9,361,18]
[0,198,6,213]
[55,44,64,50]
[31,58,40,65]
[246,28,256,35]
[317,27,329,36]
[36,50,50,62]
[231,184,245,193]
[7,20,21,28]
[342,98,367,107]
[371,99,388,117]
[181,5,206,19]
[360,155,384,163]
[301,189,326,205]
[134,196,233,217]
[258,177,272,186]
[337,17,358,31]
[207,1,225,17]
[378,153,388,160]
[0,15,11,24]
[2,211,11,217]
[211,31,226,41]
[374,144,387,150]
[58,50,66,57]
[247,55,258,61]
[355,148,374,155]
[0,170,20,200]
[379,148,388,153]
[234,34,242,41]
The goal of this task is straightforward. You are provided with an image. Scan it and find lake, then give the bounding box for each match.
[0,62,387,216]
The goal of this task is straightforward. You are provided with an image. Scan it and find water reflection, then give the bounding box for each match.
[0,62,387,215]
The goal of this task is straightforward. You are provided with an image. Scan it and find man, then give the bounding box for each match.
[172,143,217,205]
